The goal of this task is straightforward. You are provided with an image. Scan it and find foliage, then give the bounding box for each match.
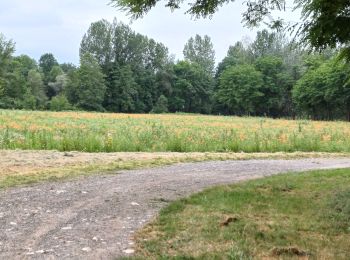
[293,59,350,120]
[255,55,292,117]
[183,34,215,75]
[104,64,138,112]
[76,54,106,111]
[80,19,170,113]
[250,30,284,59]
[170,61,213,114]
[297,0,350,60]
[27,70,47,109]
[111,0,286,22]
[0,33,15,76]
[216,41,250,78]
[22,89,37,110]
[0,34,15,102]
[60,63,77,74]
[112,0,350,62]
[49,95,72,111]
[151,95,169,113]
[12,55,37,77]
[39,53,59,84]
[0,23,350,120]
[80,19,114,68]
[48,73,67,98]
[217,64,263,115]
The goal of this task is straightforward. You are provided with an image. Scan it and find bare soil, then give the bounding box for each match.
[0,156,349,259]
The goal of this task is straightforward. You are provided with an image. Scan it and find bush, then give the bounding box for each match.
[151,95,169,114]
[22,89,37,110]
[49,95,72,111]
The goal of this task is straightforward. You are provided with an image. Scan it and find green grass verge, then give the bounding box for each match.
[132,168,350,259]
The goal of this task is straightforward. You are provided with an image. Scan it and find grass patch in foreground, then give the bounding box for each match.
[133,168,350,259]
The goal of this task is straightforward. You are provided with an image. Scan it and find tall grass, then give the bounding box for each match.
[0,109,349,153]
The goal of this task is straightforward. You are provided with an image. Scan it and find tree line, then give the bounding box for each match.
[0,19,349,120]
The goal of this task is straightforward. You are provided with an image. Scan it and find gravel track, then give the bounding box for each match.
[0,158,349,259]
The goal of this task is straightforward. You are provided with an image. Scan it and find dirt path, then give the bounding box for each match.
[0,158,349,259]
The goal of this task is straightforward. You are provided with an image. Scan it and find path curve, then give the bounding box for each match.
[0,158,350,259]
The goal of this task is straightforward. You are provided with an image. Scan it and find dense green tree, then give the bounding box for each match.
[104,64,138,112]
[216,41,250,78]
[0,34,15,74]
[0,41,44,109]
[1,73,26,108]
[183,35,215,75]
[44,65,65,98]
[48,66,64,83]
[3,60,27,107]
[250,30,284,59]
[80,19,114,69]
[1,54,36,108]
[64,70,80,105]
[49,95,72,111]
[255,55,292,117]
[133,68,156,112]
[60,63,77,74]
[214,41,251,114]
[216,64,263,115]
[151,95,169,113]
[12,55,37,77]
[27,70,47,109]
[48,74,68,98]
[280,42,304,85]
[39,53,59,84]
[76,54,106,111]
[170,61,213,114]
[293,59,350,120]
[22,88,37,110]
[81,19,170,113]
[0,34,15,99]
[2,23,350,121]
[344,81,350,121]
[155,65,175,97]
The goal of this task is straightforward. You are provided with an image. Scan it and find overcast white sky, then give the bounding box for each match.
[0,0,300,65]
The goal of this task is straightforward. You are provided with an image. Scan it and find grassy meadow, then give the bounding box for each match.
[0,109,350,153]
[133,168,350,259]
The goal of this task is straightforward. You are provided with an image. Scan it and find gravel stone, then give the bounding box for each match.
[0,158,349,259]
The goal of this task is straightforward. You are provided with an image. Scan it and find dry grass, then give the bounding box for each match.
[1,150,349,189]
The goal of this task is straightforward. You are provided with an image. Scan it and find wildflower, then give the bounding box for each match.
[278,133,288,144]
[322,134,331,142]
